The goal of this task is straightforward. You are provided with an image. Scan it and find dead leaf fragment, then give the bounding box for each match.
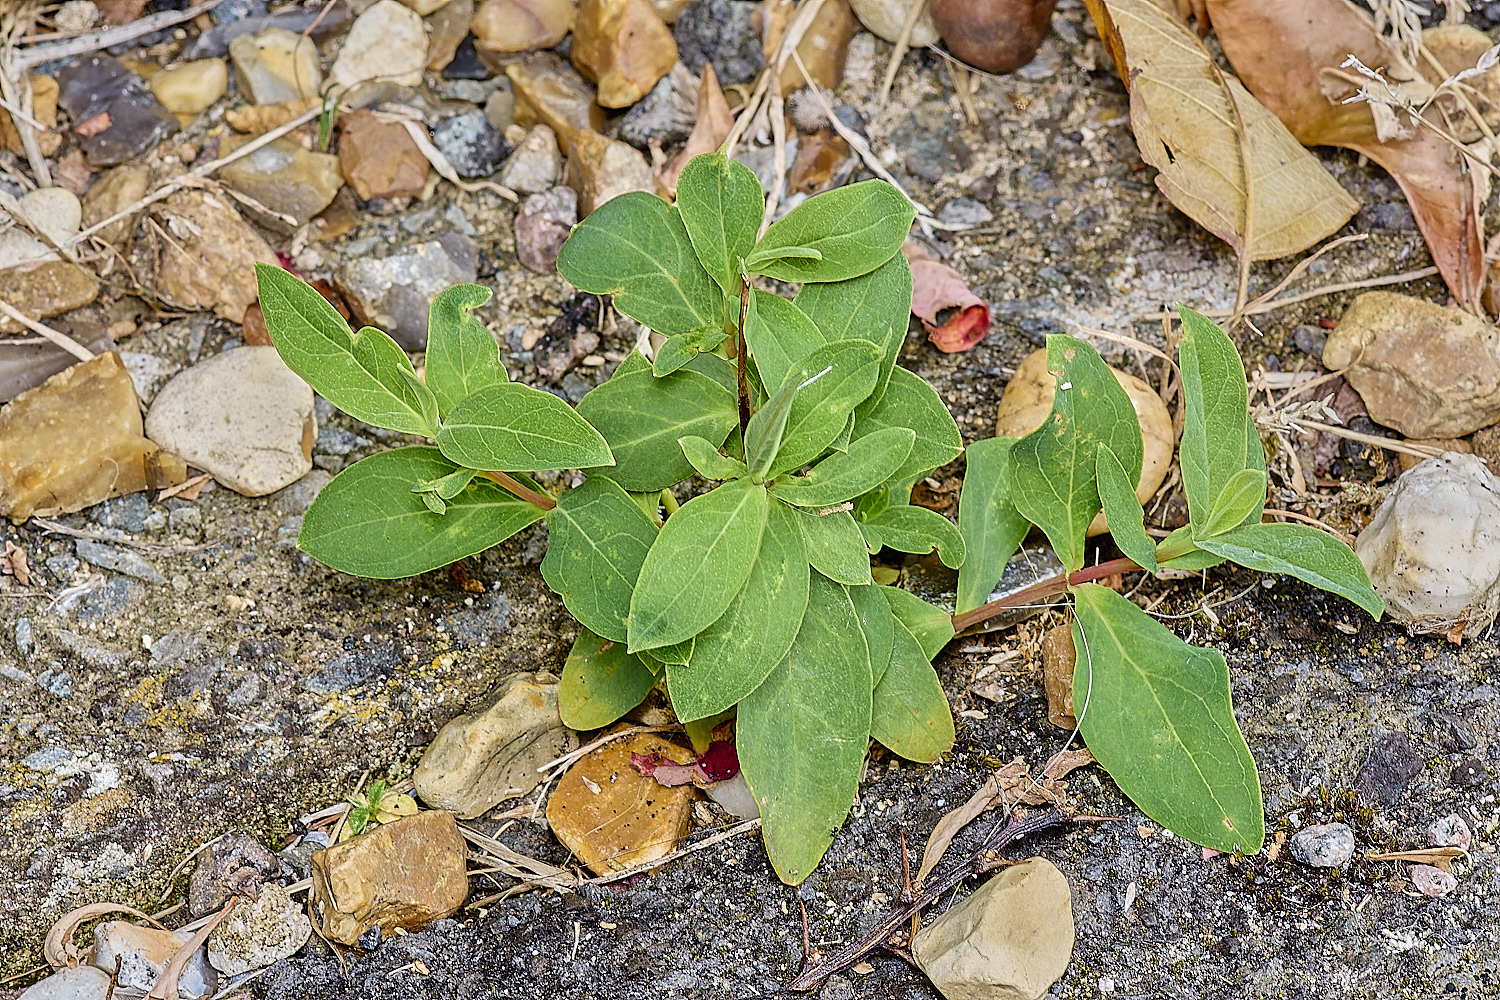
[1365,846,1469,873]
[2,541,31,586]
[1041,623,1077,729]
[902,240,991,352]
[658,62,734,198]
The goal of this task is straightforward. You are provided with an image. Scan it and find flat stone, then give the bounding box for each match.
[415,671,578,818]
[145,346,315,497]
[546,730,696,876]
[331,1,428,90]
[573,0,678,109]
[499,124,562,194]
[0,323,114,404]
[0,257,98,333]
[56,55,177,166]
[849,0,938,46]
[1323,291,1500,438]
[473,0,577,54]
[564,128,653,216]
[777,0,855,93]
[1410,863,1458,896]
[912,857,1074,1000]
[17,966,111,1000]
[514,185,576,273]
[75,540,166,585]
[1355,453,1500,634]
[148,58,229,115]
[426,0,474,72]
[91,920,216,998]
[0,352,185,521]
[17,186,82,245]
[1,74,61,158]
[153,189,277,322]
[309,810,469,946]
[207,882,312,975]
[1356,732,1424,806]
[337,109,430,200]
[433,109,510,178]
[1289,822,1355,867]
[673,0,764,86]
[223,96,320,135]
[217,134,343,228]
[189,834,281,916]
[335,231,478,350]
[506,52,607,154]
[229,27,321,104]
[82,163,150,245]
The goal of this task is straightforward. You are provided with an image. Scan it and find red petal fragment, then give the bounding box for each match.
[903,240,991,353]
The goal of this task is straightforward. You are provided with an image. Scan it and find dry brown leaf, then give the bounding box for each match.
[1041,623,1077,729]
[1365,845,1469,873]
[2,541,31,586]
[1205,0,1487,312]
[1085,0,1358,263]
[657,62,735,199]
[44,902,165,969]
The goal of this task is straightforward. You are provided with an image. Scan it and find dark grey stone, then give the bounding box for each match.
[78,576,144,620]
[1358,202,1417,232]
[433,111,510,179]
[674,0,764,86]
[93,494,152,533]
[75,540,166,585]
[1293,324,1328,358]
[1355,731,1424,805]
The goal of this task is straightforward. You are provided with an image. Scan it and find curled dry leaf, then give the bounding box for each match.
[631,721,739,786]
[1084,0,1358,265]
[2,540,31,586]
[45,902,165,969]
[657,63,735,199]
[1203,0,1488,311]
[902,240,991,352]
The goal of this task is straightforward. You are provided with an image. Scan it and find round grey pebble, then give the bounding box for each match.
[1289,822,1355,867]
[433,110,509,179]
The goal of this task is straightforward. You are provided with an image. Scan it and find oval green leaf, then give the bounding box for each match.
[1195,522,1384,619]
[425,283,507,418]
[436,382,613,472]
[850,366,963,486]
[871,618,955,762]
[794,253,913,408]
[793,507,872,586]
[577,368,738,492]
[559,627,657,730]
[749,180,917,283]
[676,153,763,297]
[955,436,1030,614]
[540,476,659,642]
[771,426,915,508]
[768,339,882,476]
[866,503,965,569]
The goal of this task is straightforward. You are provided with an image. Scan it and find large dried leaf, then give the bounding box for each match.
[1086,0,1358,261]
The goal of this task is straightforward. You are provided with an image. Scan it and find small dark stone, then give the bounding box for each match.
[674,0,765,86]
[357,924,383,951]
[93,494,152,533]
[1358,202,1417,232]
[433,110,510,178]
[1486,2,1500,25]
[1293,324,1328,358]
[1452,756,1488,787]
[443,35,491,80]
[189,834,279,916]
[1355,732,1424,805]
[78,577,144,621]
[211,0,268,25]
[57,55,178,166]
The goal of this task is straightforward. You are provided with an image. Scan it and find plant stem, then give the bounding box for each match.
[481,471,556,511]
[736,274,752,433]
[949,556,1141,633]
[660,488,680,516]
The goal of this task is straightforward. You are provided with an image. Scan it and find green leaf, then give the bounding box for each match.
[678,436,749,481]
[871,619,955,762]
[1009,335,1142,571]
[739,572,872,884]
[848,583,895,686]
[676,153,763,297]
[794,254,913,408]
[540,477,659,642]
[1244,411,1268,524]
[666,499,809,721]
[577,368,738,491]
[744,290,826,394]
[882,586,954,661]
[653,636,695,665]
[771,426,915,508]
[425,284,507,418]
[850,366,962,485]
[556,191,723,334]
[955,437,1029,615]
[744,367,804,478]
[1177,306,1248,524]
[793,507,871,586]
[256,263,437,437]
[1071,583,1264,854]
[1155,524,1226,571]
[769,339,882,476]
[683,351,739,396]
[654,325,730,377]
[558,627,656,730]
[412,467,478,501]
[1195,523,1384,619]
[1196,468,1267,540]
[436,382,614,472]
[627,479,770,651]
[749,180,917,283]
[299,447,544,578]
[744,244,823,272]
[866,504,965,569]
[1096,445,1158,573]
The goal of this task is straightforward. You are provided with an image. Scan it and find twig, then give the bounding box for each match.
[951,557,1140,634]
[1134,265,1442,322]
[1290,418,1443,460]
[14,1,229,71]
[879,0,929,107]
[785,808,1074,991]
[0,299,94,361]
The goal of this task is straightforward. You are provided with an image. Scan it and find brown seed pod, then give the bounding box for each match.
[928,0,1057,75]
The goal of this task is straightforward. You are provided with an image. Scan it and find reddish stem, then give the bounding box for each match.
[949,556,1142,633]
[482,471,556,511]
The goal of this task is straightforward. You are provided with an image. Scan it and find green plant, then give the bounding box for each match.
[255,153,965,884]
[952,308,1383,853]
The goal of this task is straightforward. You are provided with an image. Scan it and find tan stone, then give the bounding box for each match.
[995,347,1173,535]
[849,0,939,46]
[506,52,606,154]
[400,0,455,13]
[474,0,577,54]
[153,189,278,322]
[224,97,321,135]
[148,58,229,115]
[217,134,343,228]
[0,74,62,157]
[777,0,856,93]
[426,0,474,71]
[572,0,677,108]
[230,27,322,104]
[0,259,99,334]
[546,730,696,875]
[310,810,469,946]
[82,163,150,246]
[913,858,1075,1000]
[1324,291,1500,438]
[0,353,187,522]
[565,128,654,216]
[414,671,578,819]
[331,1,428,90]
[338,109,430,201]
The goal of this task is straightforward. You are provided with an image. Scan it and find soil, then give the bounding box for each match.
[3,4,1499,999]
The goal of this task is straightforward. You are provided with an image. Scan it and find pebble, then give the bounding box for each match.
[1323,291,1500,437]
[506,52,607,153]
[1409,864,1458,897]
[56,55,177,166]
[337,109,430,200]
[1452,756,1489,787]
[81,163,149,246]
[75,540,166,585]
[145,346,315,497]
[617,63,697,148]
[190,834,281,916]
[206,882,311,975]
[434,109,510,178]
[217,134,343,228]
[17,187,82,246]
[776,0,855,93]
[400,0,456,13]
[547,731,697,875]
[0,352,184,521]
[566,128,654,215]
[92,920,216,998]
[0,252,99,333]
[1292,323,1327,358]
[415,672,576,817]
[309,810,469,945]
[148,58,228,116]
[912,858,1074,1000]
[1290,822,1355,867]
[335,230,478,350]
[573,0,679,108]
[1,74,60,158]
[443,33,490,80]
[1355,453,1500,634]
[849,0,938,46]
[153,189,277,322]
[17,966,111,1000]
[499,124,562,194]
[1429,813,1473,850]
[937,196,993,227]
[228,27,321,105]
[331,1,428,90]
[515,185,577,273]
[473,0,577,54]
[673,0,764,86]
